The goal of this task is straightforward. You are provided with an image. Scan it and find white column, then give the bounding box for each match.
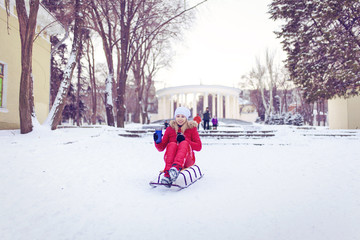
[211,94,215,117]
[170,95,174,119]
[176,94,180,108]
[234,95,239,119]
[204,92,209,110]
[192,93,197,118]
[225,94,230,118]
[217,93,221,118]
[229,95,235,119]
[165,95,170,119]
[184,93,188,108]
[221,95,224,118]
[220,95,224,118]
[159,96,164,119]
[157,96,162,119]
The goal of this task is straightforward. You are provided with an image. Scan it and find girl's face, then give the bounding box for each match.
[175,114,187,126]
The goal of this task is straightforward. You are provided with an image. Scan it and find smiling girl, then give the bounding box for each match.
[153,107,202,187]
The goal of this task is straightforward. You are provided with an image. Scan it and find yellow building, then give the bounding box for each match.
[328,95,360,129]
[0,0,63,129]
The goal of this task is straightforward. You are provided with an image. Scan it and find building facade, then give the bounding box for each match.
[0,0,62,129]
[328,95,360,129]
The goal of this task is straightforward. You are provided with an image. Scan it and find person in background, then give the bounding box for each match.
[193,113,202,130]
[212,116,218,130]
[202,107,210,130]
[164,120,169,129]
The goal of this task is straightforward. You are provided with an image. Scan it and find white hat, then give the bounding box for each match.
[174,106,191,119]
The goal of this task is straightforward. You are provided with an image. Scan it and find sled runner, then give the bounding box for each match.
[149,164,203,190]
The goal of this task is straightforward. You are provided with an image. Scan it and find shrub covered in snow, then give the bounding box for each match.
[265,113,304,126]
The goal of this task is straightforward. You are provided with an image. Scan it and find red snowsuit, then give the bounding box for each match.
[155,120,202,172]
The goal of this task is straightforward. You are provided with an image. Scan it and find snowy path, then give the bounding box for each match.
[0,126,360,240]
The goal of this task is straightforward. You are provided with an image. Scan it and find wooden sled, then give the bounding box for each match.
[149,164,204,190]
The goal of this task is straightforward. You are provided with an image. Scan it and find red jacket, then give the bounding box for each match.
[193,115,202,124]
[155,120,202,160]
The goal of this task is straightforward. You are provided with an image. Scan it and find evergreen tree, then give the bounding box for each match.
[62,83,86,123]
[292,113,304,126]
[269,0,360,102]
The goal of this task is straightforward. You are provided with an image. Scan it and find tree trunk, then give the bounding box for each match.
[142,76,152,124]
[90,48,97,125]
[132,58,142,123]
[89,0,115,126]
[259,78,269,120]
[16,0,40,134]
[105,73,115,126]
[86,37,97,125]
[266,50,275,116]
[116,0,130,128]
[116,71,127,128]
[44,0,83,130]
[76,37,82,127]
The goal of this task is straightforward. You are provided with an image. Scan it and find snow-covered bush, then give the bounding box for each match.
[265,114,284,125]
[292,113,304,126]
[264,112,304,126]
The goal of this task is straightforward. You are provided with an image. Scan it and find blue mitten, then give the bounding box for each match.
[154,132,163,143]
[153,132,158,142]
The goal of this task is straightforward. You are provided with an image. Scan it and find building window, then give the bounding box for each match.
[0,63,4,108]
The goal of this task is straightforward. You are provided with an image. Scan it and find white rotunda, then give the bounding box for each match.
[156,85,241,120]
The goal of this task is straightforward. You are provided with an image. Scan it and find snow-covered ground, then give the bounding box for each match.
[1,123,360,240]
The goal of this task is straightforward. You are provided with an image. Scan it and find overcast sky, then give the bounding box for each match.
[155,0,286,89]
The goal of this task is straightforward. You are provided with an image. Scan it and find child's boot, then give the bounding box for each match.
[161,171,172,188]
[169,164,181,182]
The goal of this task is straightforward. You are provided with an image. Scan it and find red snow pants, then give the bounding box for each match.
[164,141,194,172]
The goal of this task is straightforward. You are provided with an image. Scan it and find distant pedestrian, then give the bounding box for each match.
[212,116,218,130]
[164,120,169,129]
[203,107,210,130]
[193,113,202,130]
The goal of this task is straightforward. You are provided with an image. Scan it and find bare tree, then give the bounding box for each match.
[243,49,283,121]
[84,35,98,124]
[75,30,84,126]
[130,0,185,124]
[131,42,147,123]
[113,0,207,127]
[15,0,40,134]
[112,0,141,127]
[265,50,276,116]
[247,57,267,118]
[277,68,294,114]
[88,0,116,126]
[142,46,167,123]
[45,0,84,130]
